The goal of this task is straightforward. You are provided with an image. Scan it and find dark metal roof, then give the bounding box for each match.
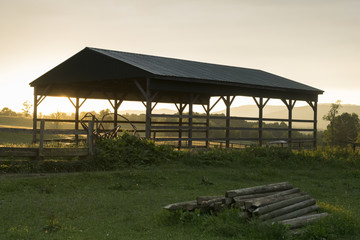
[30,47,323,102]
[89,47,323,93]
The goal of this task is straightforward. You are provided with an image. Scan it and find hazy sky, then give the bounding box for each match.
[0,0,359,114]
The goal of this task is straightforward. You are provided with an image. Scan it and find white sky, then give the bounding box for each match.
[0,0,359,114]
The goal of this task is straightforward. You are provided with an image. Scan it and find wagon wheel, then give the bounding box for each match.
[98,113,138,139]
[80,112,102,138]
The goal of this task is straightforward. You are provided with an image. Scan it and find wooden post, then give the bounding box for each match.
[32,86,49,143]
[254,97,270,147]
[108,99,123,128]
[134,79,158,140]
[188,96,193,148]
[307,100,318,149]
[205,104,210,148]
[175,103,187,149]
[39,119,45,157]
[259,98,263,146]
[225,96,231,148]
[187,94,200,148]
[87,120,94,156]
[145,79,152,139]
[282,99,296,147]
[68,97,87,145]
[75,97,79,144]
[32,87,38,143]
[222,96,235,148]
[202,97,221,149]
[178,104,183,149]
[313,100,318,149]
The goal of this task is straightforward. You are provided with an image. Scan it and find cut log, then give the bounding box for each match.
[278,212,329,229]
[163,200,198,211]
[225,197,233,205]
[252,194,312,215]
[233,191,286,209]
[200,198,225,207]
[226,182,293,198]
[233,191,284,202]
[270,204,320,222]
[197,196,224,205]
[259,199,316,221]
[244,188,302,209]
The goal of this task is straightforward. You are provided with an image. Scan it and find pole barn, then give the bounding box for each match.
[30,47,323,149]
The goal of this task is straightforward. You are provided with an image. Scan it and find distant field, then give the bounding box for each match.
[0,116,75,145]
[0,117,33,144]
[0,116,33,128]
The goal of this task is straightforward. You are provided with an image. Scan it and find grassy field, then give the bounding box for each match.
[1,150,359,239]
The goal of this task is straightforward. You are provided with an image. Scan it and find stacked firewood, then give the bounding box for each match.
[163,182,329,230]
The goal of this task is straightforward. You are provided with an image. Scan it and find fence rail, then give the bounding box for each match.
[1,115,317,157]
[0,119,94,158]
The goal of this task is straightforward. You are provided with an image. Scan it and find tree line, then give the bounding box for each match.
[1,100,359,147]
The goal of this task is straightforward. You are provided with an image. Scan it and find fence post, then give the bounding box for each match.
[88,120,94,156]
[39,120,45,157]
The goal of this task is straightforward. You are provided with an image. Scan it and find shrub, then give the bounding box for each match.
[90,133,176,170]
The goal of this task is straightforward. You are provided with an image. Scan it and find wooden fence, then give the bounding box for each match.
[0,114,317,158]
[0,120,94,158]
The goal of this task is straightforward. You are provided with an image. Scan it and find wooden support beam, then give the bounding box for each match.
[32,88,38,143]
[68,97,88,144]
[282,99,296,145]
[175,103,187,149]
[145,79,151,139]
[221,96,235,148]
[39,119,45,158]
[140,79,159,139]
[87,120,94,156]
[254,97,269,146]
[202,103,210,148]
[307,100,318,149]
[108,99,123,128]
[188,94,199,148]
[201,96,222,148]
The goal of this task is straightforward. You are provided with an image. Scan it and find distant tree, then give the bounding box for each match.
[323,112,360,147]
[99,108,111,118]
[22,101,32,118]
[50,111,68,129]
[0,107,17,116]
[323,100,341,146]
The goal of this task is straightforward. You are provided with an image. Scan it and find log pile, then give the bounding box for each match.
[163,182,329,230]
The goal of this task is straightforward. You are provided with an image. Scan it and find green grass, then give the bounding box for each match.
[1,155,359,239]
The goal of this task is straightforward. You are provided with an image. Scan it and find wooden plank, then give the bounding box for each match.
[150,114,315,123]
[43,129,87,134]
[0,147,38,157]
[0,147,88,157]
[39,120,45,156]
[41,148,89,157]
[0,128,34,133]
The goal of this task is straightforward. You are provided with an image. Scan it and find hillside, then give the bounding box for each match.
[215,104,360,130]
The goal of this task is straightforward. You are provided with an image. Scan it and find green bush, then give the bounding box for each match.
[91,133,176,170]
